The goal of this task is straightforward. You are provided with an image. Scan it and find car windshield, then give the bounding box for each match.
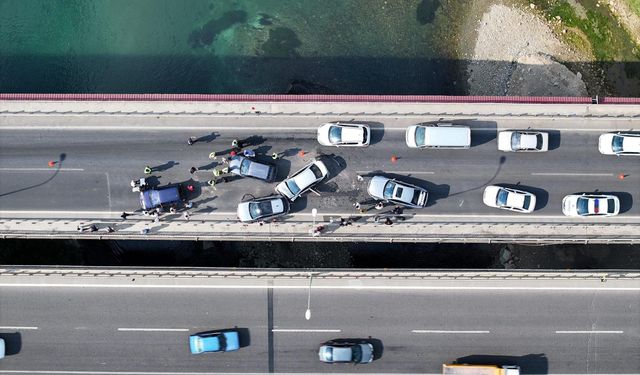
[285,179,301,195]
[497,189,509,206]
[351,345,362,363]
[523,195,531,209]
[240,158,251,174]
[249,201,273,219]
[329,126,342,144]
[606,198,616,213]
[383,181,396,199]
[576,197,589,215]
[362,128,368,143]
[511,132,521,149]
[415,127,426,146]
[411,190,422,205]
[309,164,323,179]
[536,134,543,149]
[323,347,333,362]
[612,135,624,152]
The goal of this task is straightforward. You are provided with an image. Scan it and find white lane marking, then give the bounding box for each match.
[0,326,38,330]
[356,170,435,175]
[0,126,313,131]
[531,172,614,177]
[412,330,490,334]
[105,172,112,210]
[117,328,189,332]
[0,168,85,172]
[0,371,434,375]
[0,283,638,291]
[272,329,341,333]
[555,330,624,334]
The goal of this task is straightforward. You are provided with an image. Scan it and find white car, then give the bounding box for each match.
[498,130,549,152]
[482,185,536,213]
[562,194,620,217]
[275,160,329,201]
[317,122,370,147]
[367,176,428,208]
[598,132,640,155]
[237,195,290,223]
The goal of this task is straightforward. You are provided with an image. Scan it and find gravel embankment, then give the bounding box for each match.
[466,4,588,96]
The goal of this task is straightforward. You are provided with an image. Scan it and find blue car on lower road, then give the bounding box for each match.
[189,330,240,354]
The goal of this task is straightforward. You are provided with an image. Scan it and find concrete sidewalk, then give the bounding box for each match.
[3,99,640,119]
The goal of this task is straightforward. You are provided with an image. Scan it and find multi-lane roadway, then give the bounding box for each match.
[1,114,639,225]
[0,270,638,374]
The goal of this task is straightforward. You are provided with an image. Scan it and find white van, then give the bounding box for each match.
[405,124,471,149]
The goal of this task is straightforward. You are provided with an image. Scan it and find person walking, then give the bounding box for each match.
[189,166,197,174]
[353,202,361,210]
[183,211,190,221]
[187,137,196,146]
[120,212,130,220]
[272,152,281,160]
[231,139,239,148]
[375,202,384,210]
[169,206,177,214]
[144,166,152,174]
[385,217,393,225]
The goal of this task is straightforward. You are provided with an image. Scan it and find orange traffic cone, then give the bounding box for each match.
[618,173,626,180]
[298,150,306,158]
[390,155,398,164]
[48,160,56,167]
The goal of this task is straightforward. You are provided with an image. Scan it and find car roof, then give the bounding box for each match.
[505,190,526,208]
[331,347,353,361]
[419,125,470,147]
[518,133,539,149]
[621,134,640,152]
[292,167,318,189]
[339,126,365,143]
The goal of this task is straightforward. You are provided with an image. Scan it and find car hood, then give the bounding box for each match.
[405,126,419,148]
[482,185,501,206]
[497,131,513,150]
[367,176,389,198]
[562,195,578,215]
[317,124,333,146]
[237,202,253,222]
[598,134,615,154]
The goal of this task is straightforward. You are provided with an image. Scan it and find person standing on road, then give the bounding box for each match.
[189,166,197,174]
[183,211,190,221]
[144,166,152,174]
[188,137,196,146]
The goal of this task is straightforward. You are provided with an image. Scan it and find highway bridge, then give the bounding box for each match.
[0,268,638,374]
[1,95,640,243]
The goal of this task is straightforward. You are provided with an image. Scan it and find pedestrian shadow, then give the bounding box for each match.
[253,145,273,155]
[243,135,267,147]
[0,153,66,198]
[283,147,302,157]
[152,161,179,172]
[196,132,220,143]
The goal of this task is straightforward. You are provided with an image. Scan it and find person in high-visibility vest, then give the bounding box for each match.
[144,166,152,174]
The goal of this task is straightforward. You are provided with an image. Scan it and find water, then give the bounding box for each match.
[0,0,459,94]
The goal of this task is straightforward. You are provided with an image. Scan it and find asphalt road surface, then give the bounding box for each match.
[0,283,638,374]
[1,115,639,223]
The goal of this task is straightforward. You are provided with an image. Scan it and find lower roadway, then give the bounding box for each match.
[1,115,639,226]
[0,272,638,374]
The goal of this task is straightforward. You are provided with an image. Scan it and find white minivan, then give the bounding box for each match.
[406,124,471,149]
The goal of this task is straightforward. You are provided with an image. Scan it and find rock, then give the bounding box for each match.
[530,3,536,9]
[576,72,582,79]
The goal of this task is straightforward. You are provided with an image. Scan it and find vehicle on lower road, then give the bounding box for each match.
[368,176,428,208]
[275,159,329,201]
[189,330,240,354]
[229,156,278,182]
[139,186,181,210]
[443,363,520,375]
[237,195,290,223]
[318,342,374,364]
[317,122,370,147]
[497,130,549,152]
[598,132,640,155]
[482,185,536,213]
[562,193,620,217]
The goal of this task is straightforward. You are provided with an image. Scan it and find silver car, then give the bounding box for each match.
[229,156,278,182]
[483,185,536,213]
[275,160,329,201]
[318,342,374,364]
[598,132,640,155]
[317,122,370,147]
[368,176,428,208]
[237,195,290,223]
[562,194,620,217]
[498,130,549,152]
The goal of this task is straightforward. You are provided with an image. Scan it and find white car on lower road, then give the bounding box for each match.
[275,160,329,201]
[317,122,370,147]
[498,130,549,152]
[482,185,536,213]
[562,194,620,217]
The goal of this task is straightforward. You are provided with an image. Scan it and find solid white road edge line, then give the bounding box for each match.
[117,328,189,332]
[0,326,38,330]
[1,284,639,291]
[531,172,614,176]
[0,371,436,375]
[555,330,624,334]
[0,168,85,172]
[411,330,490,334]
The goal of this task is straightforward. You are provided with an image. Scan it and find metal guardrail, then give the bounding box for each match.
[1,266,638,280]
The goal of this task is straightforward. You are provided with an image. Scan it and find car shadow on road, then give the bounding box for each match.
[455,353,548,374]
[494,183,550,210]
[367,121,385,145]
[545,129,561,150]
[0,332,22,356]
